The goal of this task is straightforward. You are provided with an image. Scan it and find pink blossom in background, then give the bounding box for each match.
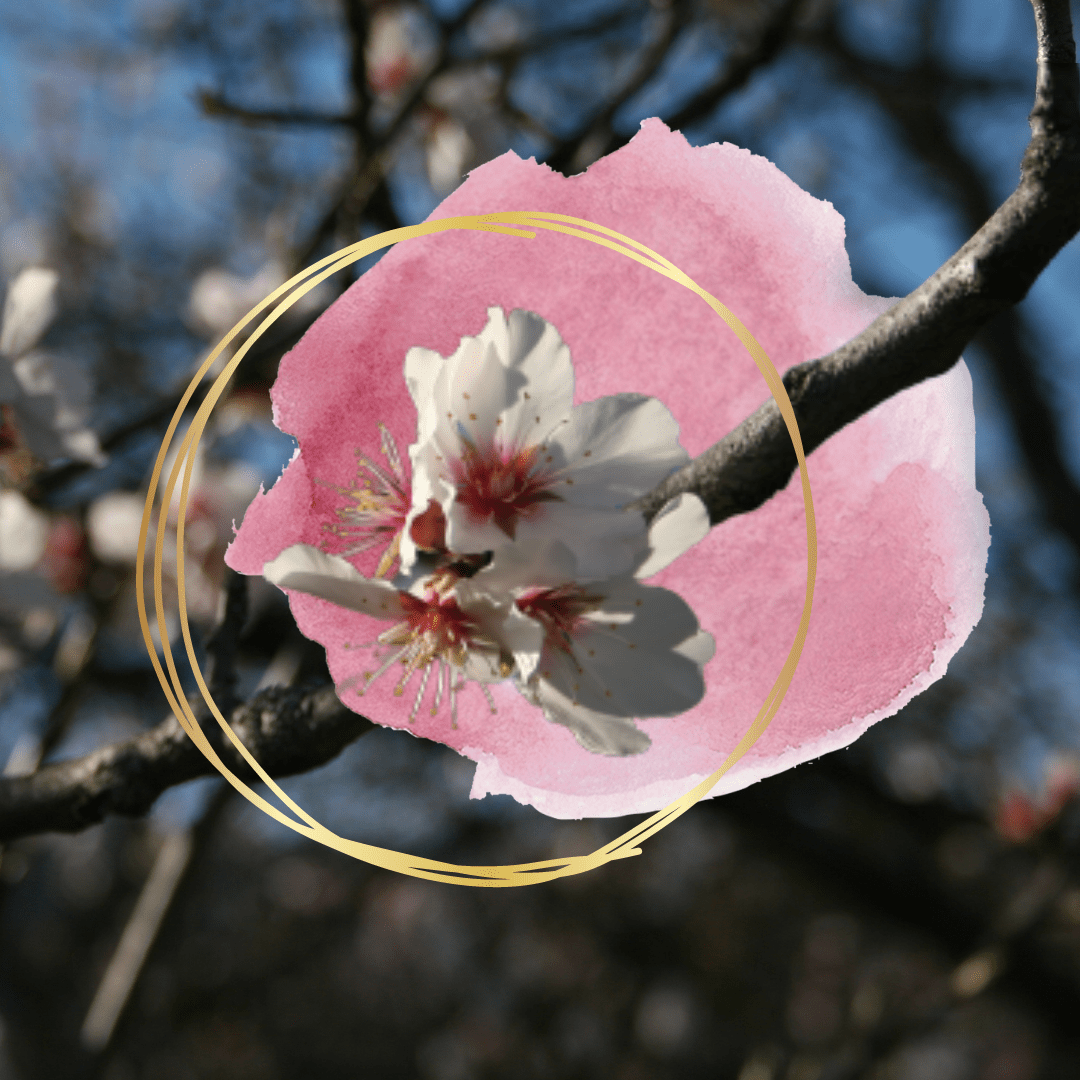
[226,118,990,820]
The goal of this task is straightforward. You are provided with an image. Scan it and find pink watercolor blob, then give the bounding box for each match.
[226,119,990,820]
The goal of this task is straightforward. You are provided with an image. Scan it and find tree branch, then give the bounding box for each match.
[471,3,646,65]
[635,0,1080,524]
[0,684,373,843]
[823,16,1080,558]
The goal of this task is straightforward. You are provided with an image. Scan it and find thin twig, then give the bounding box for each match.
[545,0,692,174]
[663,0,805,134]
[78,643,303,1056]
[198,91,358,129]
[343,0,373,138]
[79,828,195,1053]
[471,3,647,65]
[540,0,804,172]
[292,0,488,270]
[202,568,248,718]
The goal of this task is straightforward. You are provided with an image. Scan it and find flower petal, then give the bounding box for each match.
[469,539,580,595]
[1,267,59,359]
[430,334,511,454]
[674,629,717,667]
[419,307,574,457]
[550,393,688,507]
[264,543,406,618]
[530,680,652,757]
[492,308,574,451]
[508,500,647,581]
[635,493,710,579]
[491,603,545,683]
[449,586,545,681]
[403,344,446,441]
[538,580,707,718]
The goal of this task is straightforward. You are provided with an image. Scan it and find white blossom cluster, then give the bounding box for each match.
[265,308,714,756]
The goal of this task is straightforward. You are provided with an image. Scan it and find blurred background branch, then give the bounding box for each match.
[6,0,1077,846]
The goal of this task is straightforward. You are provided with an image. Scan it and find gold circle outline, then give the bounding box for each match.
[136,211,817,887]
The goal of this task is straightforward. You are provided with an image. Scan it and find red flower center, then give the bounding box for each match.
[451,440,561,539]
[398,591,480,653]
[356,591,499,727]
[517,585,603,653]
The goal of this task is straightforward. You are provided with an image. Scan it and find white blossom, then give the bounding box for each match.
[403,307,690,581]
[520,585,715,756]
[263,543,542,727]
[264,312,713,757]
[463,495,715,756]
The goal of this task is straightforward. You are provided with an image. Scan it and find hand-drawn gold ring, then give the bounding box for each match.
[136,211,817,887]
